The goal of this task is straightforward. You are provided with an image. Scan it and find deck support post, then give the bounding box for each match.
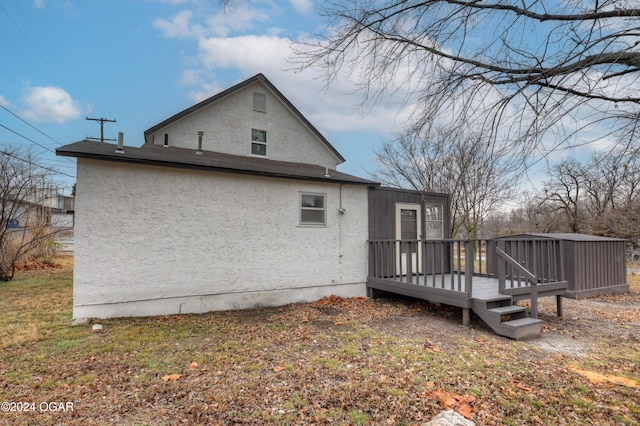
[462,308,470,326]
[556,295,563,317]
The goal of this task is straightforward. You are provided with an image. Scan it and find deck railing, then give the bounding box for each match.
[495,238,565,318]
[368,239,481,297]
[368,237,565,307]
[495,238,565,288]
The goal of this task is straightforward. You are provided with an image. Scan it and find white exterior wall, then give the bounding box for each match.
[149,81,340,169]
[73,159,369,318]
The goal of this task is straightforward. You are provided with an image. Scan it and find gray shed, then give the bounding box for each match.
[489,233,628,299]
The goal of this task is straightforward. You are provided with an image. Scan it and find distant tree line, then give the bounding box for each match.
[481,147,640,246]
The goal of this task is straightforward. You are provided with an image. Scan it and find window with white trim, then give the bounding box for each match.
[251,129,267,156]
[424,203,444,239]
[300,193,326,225]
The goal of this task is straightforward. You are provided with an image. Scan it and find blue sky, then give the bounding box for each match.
[1,0,408,194]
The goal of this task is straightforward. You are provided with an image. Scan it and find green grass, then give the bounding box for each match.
[0,257,639,425]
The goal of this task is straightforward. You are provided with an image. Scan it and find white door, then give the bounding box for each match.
[395,203,422,275]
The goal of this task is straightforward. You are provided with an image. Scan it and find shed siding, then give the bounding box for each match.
[368,187,450,240]
[570,240,626,294]
[368,187,450,275]
[491,234,628,299]
[73,159,369,318]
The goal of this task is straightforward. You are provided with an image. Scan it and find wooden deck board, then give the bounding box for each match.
[367,274,567,304]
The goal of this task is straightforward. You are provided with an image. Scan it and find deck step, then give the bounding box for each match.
[472,296,543,340]
[476,295,513,309]
[499,318,543,340]
[487,305,527,316]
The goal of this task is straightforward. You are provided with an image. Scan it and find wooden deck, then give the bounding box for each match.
[368,274,500,309]
[367,273,566,306]
[367,238,569,339]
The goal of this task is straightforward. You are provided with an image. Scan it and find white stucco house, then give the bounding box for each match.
[57,74,383,319]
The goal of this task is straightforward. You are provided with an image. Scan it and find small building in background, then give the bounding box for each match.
[488,233,628,299]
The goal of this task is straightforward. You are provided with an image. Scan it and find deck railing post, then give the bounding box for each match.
[532,239,538,283]
[406,241,413,284]
[558,239,565,283]
[369,241,374,277]
[497,240,506,293]
[464,240,474,298]
[531,281,538,319]
[396,240,402,280]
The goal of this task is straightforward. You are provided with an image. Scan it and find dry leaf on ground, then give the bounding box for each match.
[162,374,182,382]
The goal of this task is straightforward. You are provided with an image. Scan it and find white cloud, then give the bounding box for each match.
[152,4,413,137]
[204,6,270,37]
[290,0,314,14]
[21,86,82,123]
[33,0,45,8]
[194,35,406,134]
[154,10,202,38]
[179,69,203,86]
[197,35,290,70]
[154,6,271,39]
[188,81,224,103]
[179,69,223,102]
[0,95,9,107]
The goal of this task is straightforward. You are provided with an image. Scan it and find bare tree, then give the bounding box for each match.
[581,147,640,238]
[538,159,586,233]
[375,127,520,238]
[529,146,640,239]
[294,0,640,161]
[0,148,60,281]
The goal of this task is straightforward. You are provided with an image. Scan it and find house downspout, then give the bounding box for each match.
[339,184,345,281]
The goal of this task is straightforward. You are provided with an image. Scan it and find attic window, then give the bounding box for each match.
[251,129,267,156]
[300,193,326,225]
[253,92,266,112]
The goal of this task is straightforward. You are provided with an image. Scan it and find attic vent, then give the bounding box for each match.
[253,92,266,112]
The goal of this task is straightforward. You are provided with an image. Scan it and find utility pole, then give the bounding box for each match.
[86,117,117,142]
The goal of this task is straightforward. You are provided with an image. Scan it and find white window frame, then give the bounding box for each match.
[424,203,444,239]
[251,129,267,156]
[299,192,327,226]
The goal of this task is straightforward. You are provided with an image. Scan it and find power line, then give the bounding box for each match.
[0,149,75,179]
[0,103,62,146]
[0,123,77,180]
[0,3,57,79]
[0,104,76,166]
[0,122,57,154]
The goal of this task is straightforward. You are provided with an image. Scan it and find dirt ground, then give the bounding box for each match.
[370,287,640,357]
[1,264,639,425]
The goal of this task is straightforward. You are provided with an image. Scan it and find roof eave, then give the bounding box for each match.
[56,146,378,187]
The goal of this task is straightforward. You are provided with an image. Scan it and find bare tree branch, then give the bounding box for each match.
[293,0,640,158]
[375,126,520,237]
[0,148,62,281]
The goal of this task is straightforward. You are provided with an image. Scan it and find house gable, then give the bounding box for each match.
[144,74,344,169]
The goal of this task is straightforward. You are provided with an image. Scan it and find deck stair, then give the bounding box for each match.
[472,295,542,340]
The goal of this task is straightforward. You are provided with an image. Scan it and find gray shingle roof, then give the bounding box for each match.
[497,233,626,242]
[56,140,379,186]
